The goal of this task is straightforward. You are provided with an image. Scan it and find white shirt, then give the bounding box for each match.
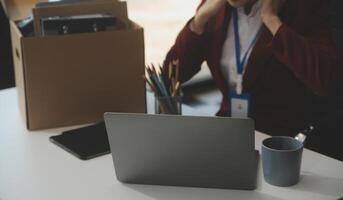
[220,1,262,90]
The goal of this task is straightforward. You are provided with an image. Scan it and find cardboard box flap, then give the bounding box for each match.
[33,0,129,36]
[1,0,41,21]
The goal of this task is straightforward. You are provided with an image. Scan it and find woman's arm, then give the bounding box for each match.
[271,24,340,96]
[262,0,341,96]
[164,0,226,82]
[164,19,209,82]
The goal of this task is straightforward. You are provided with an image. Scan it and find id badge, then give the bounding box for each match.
[228,92,250,118]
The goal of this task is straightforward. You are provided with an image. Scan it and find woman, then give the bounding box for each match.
[164,0,342,137]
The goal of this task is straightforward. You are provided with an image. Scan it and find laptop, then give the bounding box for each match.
[104,113,259,190]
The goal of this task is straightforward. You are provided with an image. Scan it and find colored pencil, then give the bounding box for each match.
[143,60,181,113]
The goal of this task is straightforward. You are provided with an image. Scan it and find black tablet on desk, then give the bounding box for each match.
[50,121,110,160]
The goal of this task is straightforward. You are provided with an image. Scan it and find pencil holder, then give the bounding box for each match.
[155,95,182,115]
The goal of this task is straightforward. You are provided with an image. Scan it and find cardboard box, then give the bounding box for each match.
[3,0,146,130]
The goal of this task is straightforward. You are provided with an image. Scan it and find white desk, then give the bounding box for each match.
[1,88,343,200]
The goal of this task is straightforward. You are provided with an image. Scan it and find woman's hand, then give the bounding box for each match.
[260,0,284,35]
[190,0,227,35]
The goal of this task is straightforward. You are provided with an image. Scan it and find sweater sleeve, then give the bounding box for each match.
[164,0,210,83]
[270,1,341,96]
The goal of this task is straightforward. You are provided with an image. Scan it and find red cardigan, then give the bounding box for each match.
[165,0,341,136]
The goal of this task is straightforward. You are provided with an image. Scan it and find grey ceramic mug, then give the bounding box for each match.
[262,136,303,187]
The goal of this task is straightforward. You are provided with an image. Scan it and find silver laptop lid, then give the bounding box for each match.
[104,113,258,190]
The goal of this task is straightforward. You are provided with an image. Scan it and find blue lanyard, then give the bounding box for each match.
[232,8,261,75]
